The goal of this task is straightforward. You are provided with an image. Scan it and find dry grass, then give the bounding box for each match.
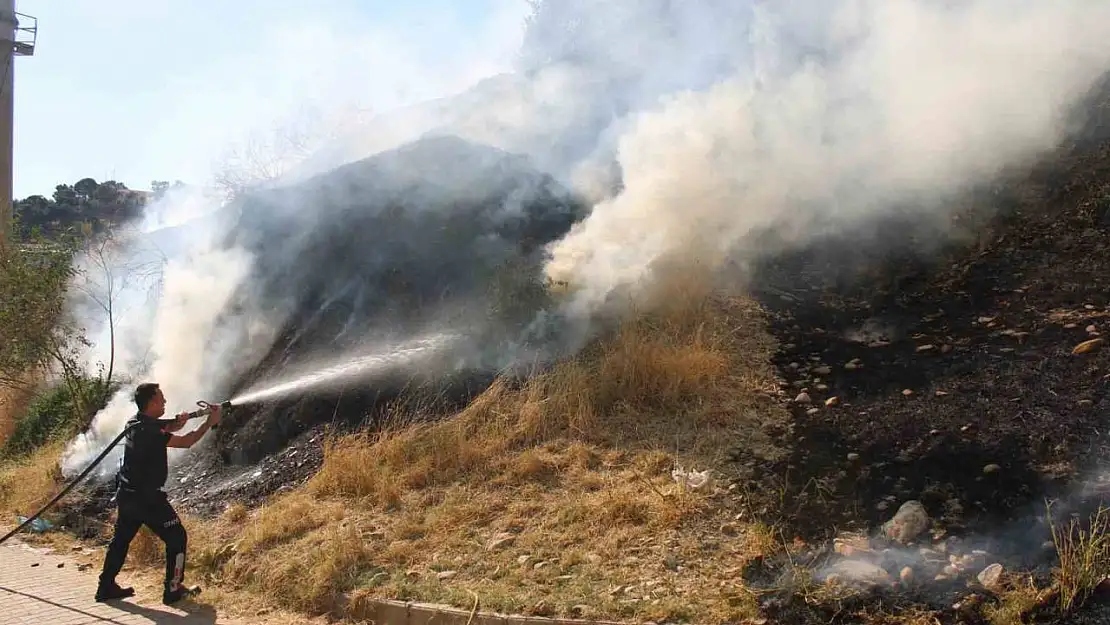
[183,290,790,622]
[0,289,792,623]
[0,377,40,446]
[0,439,64,517]
[984,576,1056,625]
[1051,504,1110,613]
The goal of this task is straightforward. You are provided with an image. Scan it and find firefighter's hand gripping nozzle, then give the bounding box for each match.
[179,399,234,428]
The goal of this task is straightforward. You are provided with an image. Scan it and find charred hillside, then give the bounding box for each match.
[199,135,589,467]
[732,78,1110,624]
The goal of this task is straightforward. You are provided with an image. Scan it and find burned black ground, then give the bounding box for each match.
[735,125,1110,623]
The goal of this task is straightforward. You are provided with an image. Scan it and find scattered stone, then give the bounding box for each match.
[935,390,949,397]
[983,464,1002,475]
[847,453,861,462]
[534,561,549,570]
[883,500,930,544]
[56,562,64,568]
[826,560,891,587]
[517,555,532,565]
[1078,399,1094,408]
[487,533,516,551]
[1087,325,1099,334]
[587,553,602,564]
[795,392,812,404]
[813,366,832,375]
[916,344,937,353]
[902,389,915,397]
[815,383,829,391]
[930,429,942,436]
[900,567,915,586]
[30,563,39,567]
[826,396,841,407]
[76,563,91,572]
[806,408,820,416]
[1072,338,1104,355]
[531,600,554,617]
[437,570,457,581]
[978,563,1004,589]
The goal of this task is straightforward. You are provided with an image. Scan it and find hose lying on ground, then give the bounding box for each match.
[0,400,227,546]
[0,422,134,546]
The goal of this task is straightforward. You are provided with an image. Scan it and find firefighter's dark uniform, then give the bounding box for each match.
[98,412,189,602]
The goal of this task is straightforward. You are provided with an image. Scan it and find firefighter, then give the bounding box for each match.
[95,382,221,605]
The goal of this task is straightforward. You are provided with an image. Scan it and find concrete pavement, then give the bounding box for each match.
[0,540,233,625]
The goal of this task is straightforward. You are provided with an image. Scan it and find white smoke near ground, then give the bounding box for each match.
[543,0,1110,318]
[61,191,255,478]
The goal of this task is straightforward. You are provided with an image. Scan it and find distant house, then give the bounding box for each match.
[130,189,155,203]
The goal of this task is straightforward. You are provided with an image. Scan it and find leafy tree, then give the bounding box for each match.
[0,229,87,396]
[12,178,147,240]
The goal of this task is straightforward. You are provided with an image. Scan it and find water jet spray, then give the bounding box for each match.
[0,399,233,546]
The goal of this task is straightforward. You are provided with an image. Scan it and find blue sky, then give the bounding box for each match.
[13,0,527,199]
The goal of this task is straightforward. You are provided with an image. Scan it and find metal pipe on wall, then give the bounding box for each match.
[0,0,15,252]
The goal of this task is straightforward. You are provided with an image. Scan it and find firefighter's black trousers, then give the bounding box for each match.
[99,489,188,591]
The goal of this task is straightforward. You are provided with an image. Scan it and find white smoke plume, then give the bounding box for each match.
[543,0,1110,315]
[60,188,255,477]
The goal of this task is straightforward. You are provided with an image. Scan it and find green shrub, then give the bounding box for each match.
[1,377,115,460]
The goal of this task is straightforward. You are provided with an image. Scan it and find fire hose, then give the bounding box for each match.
[0,400,232,546]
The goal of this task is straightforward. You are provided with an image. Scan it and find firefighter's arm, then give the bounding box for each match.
[167,406,221,449]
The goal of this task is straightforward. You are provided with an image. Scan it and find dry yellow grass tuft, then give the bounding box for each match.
[1051,504,1110,613]
[0,439,64,516]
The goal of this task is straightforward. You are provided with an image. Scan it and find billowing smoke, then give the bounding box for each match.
[542,0,1110,316]
[61,187,256,476]
[60,0,1110,477]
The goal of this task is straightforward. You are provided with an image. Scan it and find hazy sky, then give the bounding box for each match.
[12,0,527,199]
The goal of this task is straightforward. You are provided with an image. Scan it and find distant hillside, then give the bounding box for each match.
[12,178,151,241]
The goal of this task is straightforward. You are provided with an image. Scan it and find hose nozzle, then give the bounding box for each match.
[185,399,234,422]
